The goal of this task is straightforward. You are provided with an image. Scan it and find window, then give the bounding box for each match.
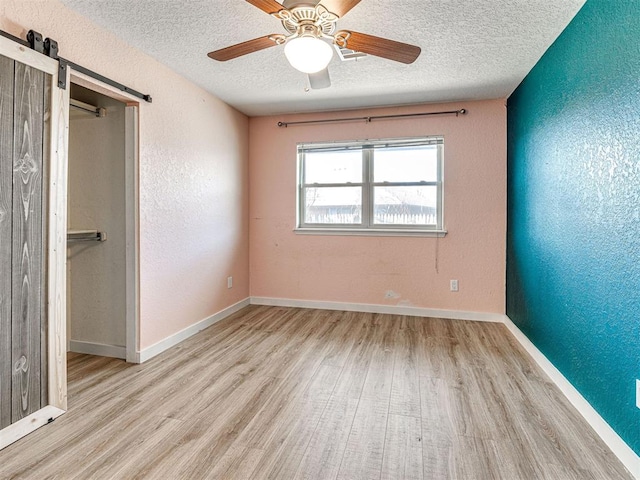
[296,137,444,235]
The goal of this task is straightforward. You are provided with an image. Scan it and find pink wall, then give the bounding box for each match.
[1,0,250,350]
[249,100,506,314]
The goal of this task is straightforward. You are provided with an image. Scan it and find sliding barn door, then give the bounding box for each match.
[0,53,49,428]
[0,36,68,449]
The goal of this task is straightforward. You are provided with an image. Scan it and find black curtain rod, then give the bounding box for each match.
[277,109,467,128]
[0,29,152,103]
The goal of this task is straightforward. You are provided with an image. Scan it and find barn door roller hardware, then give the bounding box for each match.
[0,28,152,103]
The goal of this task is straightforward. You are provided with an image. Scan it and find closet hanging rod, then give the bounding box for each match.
[70,99,106,117]
[67,230,107,243]
[277,109,467,128]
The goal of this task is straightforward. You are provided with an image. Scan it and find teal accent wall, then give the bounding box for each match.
[507,0,640,455]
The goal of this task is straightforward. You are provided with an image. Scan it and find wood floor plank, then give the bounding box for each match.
[203,445,265,480]
[233,335,344,451]
[419,376,456,446]
[336,313,398,480]
[0,306,632,480]
[542,462,599,480]
[336,397,389,480]
[224,314,355,474]
[255,309,336,380]
[294,395,359,480]
[416,326,463,383]
[65,415,180,480]
[380,413,423,480]
[358,313,398,402]
[239,364,342,479]
[133,374,279,479]
[452,369,517,441]
[451,435,502,480]
[81,416,185,480]
[331,312,377,399]
[509,374,632,479]
[0,394,141,476]
[390,316,421,417]
[320,310,364,368]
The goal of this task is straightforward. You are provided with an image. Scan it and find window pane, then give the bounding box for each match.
[373,146,438,183]
[373,186,437,225]
[304,150,362,184]
[304,187,361,224]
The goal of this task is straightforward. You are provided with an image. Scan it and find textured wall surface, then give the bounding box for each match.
[1,0,250,350]
[507,0,640,454]
[250,100,506,313]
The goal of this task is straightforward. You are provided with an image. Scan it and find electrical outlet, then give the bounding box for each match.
[227,276,233,289]
[450,280,459,292]
[636,379,640,409]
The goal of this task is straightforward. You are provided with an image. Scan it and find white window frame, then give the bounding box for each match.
[296,136,446,237]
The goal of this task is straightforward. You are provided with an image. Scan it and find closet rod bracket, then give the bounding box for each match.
[67,230,108,243]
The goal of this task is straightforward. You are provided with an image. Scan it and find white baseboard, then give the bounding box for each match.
[502,315,639,479]
[69,341,126,359]
[0,406,65,450]
[136,298,251,363]
[250,296,505,323]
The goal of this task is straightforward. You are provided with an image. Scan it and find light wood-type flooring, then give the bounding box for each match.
[0,306,632,479]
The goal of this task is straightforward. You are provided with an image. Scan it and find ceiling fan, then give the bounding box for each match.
[207,0,421,89]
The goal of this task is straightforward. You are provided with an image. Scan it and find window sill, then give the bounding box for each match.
[294,228,447,238]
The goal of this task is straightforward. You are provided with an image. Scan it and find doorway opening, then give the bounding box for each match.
[66,79,139,365]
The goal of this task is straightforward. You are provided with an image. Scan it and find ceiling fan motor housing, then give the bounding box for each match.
[281,0,322,8]
[276,4,338,37]
[207,1,421,72]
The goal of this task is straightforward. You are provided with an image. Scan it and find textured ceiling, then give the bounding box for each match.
[59,0,585,116]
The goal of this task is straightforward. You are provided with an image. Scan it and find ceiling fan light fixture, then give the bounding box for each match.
[284,36,334,74]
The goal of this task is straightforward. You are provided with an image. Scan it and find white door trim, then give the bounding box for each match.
[124,105,140,363]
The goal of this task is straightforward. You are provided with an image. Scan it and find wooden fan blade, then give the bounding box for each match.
[245,0,285,15]
[208,36,279,61]
[339,31,421,64]
[319,0,361,18]
[309,68,331,89]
